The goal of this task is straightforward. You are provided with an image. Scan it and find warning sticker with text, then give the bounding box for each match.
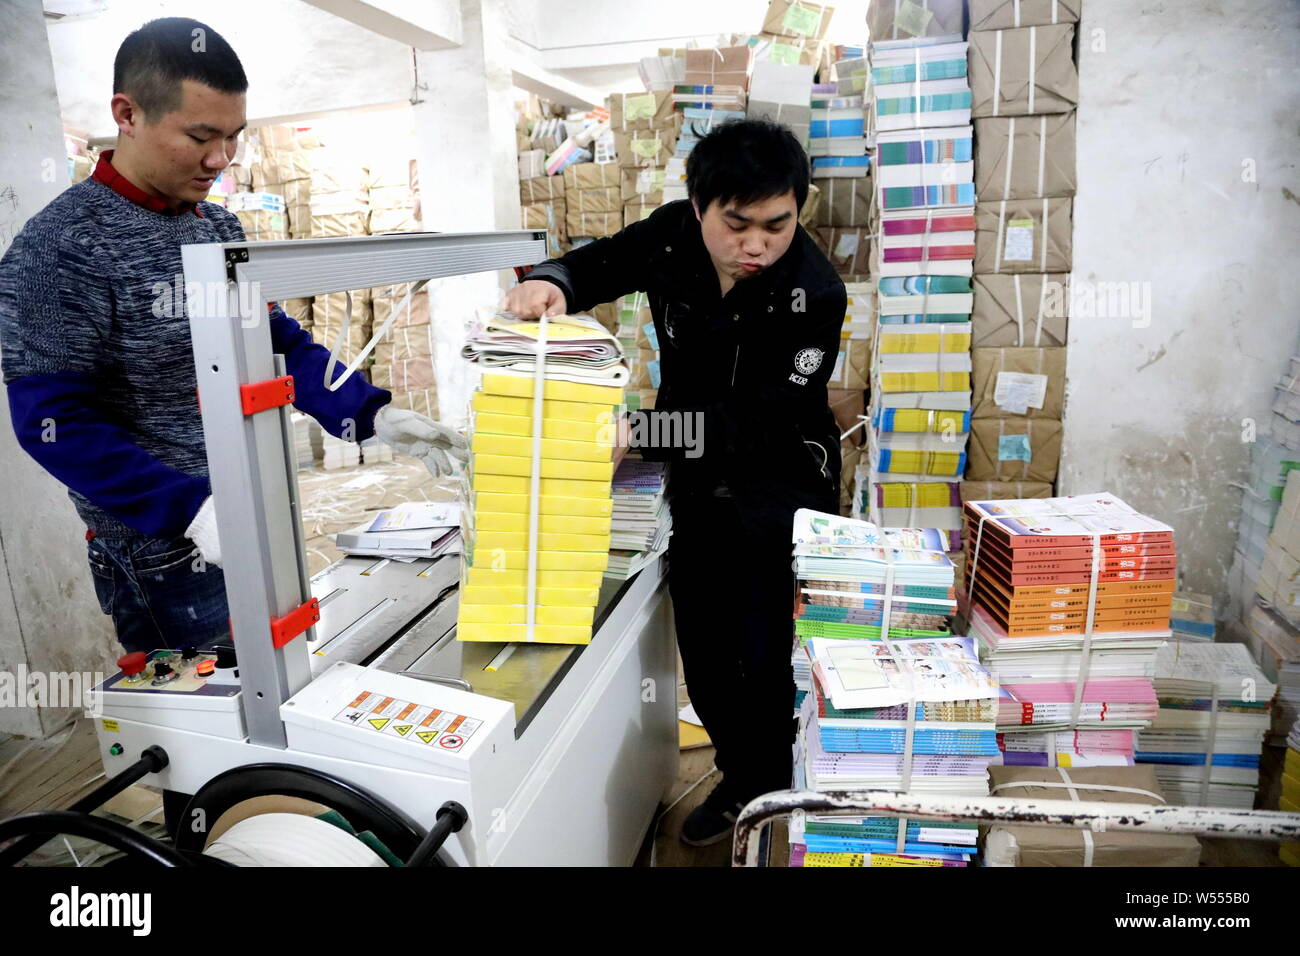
[333,691,484,751]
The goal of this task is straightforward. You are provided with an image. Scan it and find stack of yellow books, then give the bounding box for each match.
[457,372,623,644]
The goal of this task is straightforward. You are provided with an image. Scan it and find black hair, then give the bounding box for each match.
[113,18,247,120]
[685,118,810,214]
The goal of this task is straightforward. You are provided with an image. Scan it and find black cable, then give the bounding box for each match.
[0,811,186,867]
[407,801,468,867]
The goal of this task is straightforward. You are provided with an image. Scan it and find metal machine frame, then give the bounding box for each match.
[182,230,548,746]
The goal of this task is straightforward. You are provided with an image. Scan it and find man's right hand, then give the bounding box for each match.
[501,280,566,319]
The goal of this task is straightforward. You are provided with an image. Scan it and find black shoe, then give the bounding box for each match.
[680,781,746,847]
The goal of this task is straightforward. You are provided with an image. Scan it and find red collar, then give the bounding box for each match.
[91,150,204,218]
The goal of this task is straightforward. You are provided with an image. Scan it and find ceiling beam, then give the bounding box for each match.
[299,0,462,49]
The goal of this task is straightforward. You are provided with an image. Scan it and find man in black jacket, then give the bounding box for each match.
[503,119,846,846]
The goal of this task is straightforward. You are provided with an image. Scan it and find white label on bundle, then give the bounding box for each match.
[1003,217,1035,261]
[896,0,935,37]
[834,232,860,258]
[994,372,1048,414]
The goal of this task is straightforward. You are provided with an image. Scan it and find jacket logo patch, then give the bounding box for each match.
[794,348,824,375]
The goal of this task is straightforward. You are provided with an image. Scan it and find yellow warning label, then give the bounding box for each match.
[393,724,412,736]
[416,731,439,744]
[101,719,119,732]
[368,717,390,732]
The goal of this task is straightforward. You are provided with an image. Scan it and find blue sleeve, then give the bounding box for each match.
[270,305,391,441]
[6,372,211,538]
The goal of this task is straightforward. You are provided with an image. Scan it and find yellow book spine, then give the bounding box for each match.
[481,373,624,406]
[457,622,593,644]
[472,411,615,444]
[464,549,609,571]
[471,391,617,424]
[460,584,600,606]
[471,491,613,517]
[472,529,611,553]
[463,567,603,589]
[468,472,612,499]
[472,510,612,536]
[471,433,612,463]
[472,453,613,483]
[459,604,595,626]
[878,333,971,354]
[878,372,970,393]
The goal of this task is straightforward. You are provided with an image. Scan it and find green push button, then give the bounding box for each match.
[109,743,124,756]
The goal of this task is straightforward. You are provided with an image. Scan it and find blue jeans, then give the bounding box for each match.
[87,533,231,655]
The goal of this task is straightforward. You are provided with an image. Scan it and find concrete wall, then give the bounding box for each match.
[0,0,118,738]
[1060,0,1300,604]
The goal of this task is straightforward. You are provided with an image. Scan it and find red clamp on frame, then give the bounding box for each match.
[240,375,295,416]
[270,598,320,649]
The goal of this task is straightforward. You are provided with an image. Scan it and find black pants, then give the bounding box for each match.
[667,494,798,802]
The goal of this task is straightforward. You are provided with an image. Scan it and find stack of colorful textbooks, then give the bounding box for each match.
[457,368,623,644]
[963,492,1176,766]
[605,456,671,580]
[1135,642,1276,808]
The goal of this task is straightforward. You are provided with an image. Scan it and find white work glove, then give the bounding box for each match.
[185,495,222,568]
[373,405,469,479]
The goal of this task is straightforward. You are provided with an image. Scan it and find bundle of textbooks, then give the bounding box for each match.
[1135,642,1276,808]
[605,457,671,580]
[457,366,623,645]
[963,492,1175,770]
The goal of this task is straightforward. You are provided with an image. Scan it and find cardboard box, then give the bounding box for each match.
[684,46,754,88]
[371,356,435,393]
[974,198,1073,274]
[827,341,871,390]
[518,149,546,181]
[984,765,1201,867]
[520,175,566,204]
[234,208,288,241]
[961,480,1054,500]
[522,199,568,241]
[762,0,834,41]
[279,297,312,327]
[563,162,621,190]
[623,202,658,227]
[812,177,872,227]
[970,24,1079,118]
[614,128,679,168]
[839,442,863,517]
[971,347,1066,419]
[372,286,430,328]
[310,212,368,238]
[867,0,965,41]
[606,91,677,131]
[970,0,1082,31]
[368,207,419,234]
[375,323,436,365]
[815,226,872,275]
[621,166,666,204]
[800,182,823,228]
[388,386,439,420]
[568,186,621,214]
[753,31,824,67]
[565,209,622,239]
[972,273,1070,347]
[967,417,1062,483]
[975,114,1076,201]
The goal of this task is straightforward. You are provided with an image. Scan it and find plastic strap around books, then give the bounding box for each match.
[1199,681,1220,806]
[1037,115,1048,197]
[990,778,1166,803]
[1044,729,1057,768]
[1028,27,1039,115]
[876,547,918,855]
[1034,273,1049,346]
[992,28,1004,117]
[1002,117,1017,199]
[325,279,431,392]
[994,198,1007,273]
[1012,274,1026,344]
[1040,198,1050,272]
[1013,0,1022,27]
[524,313,550,642]
[911,47,922,129]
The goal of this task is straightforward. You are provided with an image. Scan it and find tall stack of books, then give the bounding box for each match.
[457,312,627,644]
[606,457,671,580]
[788,510,994,867]
[964,493,1176,768]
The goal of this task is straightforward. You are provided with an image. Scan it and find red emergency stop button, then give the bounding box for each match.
[117,652,148,676]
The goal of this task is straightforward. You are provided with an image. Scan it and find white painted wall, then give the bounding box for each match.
[1060,0,1300,603]
[47,0,416,138]
[0,0,118,738]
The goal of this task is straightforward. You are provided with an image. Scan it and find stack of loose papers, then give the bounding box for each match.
[335,501,461,560]
[1135,642,1276,808]
[461,311,629,387]
[605,457,671,580]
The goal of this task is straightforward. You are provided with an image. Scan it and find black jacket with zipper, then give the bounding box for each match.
[525,199,847,539]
